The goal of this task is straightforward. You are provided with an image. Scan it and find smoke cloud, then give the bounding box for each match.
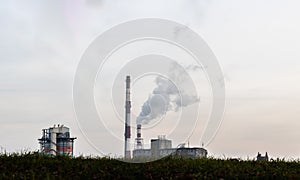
[136,64,200,125]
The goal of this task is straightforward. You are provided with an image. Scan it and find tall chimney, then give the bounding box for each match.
[124,76,131,159]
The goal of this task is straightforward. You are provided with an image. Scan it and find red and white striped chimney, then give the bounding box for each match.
[135,124,143,149]
[124,76,131,159]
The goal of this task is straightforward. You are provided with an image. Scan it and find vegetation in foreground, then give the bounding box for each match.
[0,152,300,179]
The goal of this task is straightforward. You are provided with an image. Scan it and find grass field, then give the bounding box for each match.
[0,152,300,179]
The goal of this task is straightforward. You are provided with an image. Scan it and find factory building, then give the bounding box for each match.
[133,135,207,159]
[151,135,173,157]
[38,124,76,156]
[133,135,173,158]
[173,147,208,158]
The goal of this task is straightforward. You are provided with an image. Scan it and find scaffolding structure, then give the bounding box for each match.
[38,124,76,156]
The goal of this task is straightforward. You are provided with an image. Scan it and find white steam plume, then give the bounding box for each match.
[136,64,200,125]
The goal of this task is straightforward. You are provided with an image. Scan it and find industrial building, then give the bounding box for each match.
[173,147,208,158]
[132,135,208,159]
[133,135,173,158]
[38,124,76,156]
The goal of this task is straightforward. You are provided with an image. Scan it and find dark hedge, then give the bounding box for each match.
[0,152,299,179]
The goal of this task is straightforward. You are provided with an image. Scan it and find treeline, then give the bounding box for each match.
[0,152,300,179]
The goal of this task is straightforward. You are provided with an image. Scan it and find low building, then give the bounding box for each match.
[173,147,208,158]
[38,124,76,156]
[257,152,269,161]
[133,149,151,158]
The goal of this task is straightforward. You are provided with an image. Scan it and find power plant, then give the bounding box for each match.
[37,76,207,159]
[38,124,76,156]
[124,75,208,159]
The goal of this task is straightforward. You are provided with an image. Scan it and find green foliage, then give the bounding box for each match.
[0,152,300,179]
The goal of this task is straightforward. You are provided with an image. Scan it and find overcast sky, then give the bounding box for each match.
[1,0,300,159]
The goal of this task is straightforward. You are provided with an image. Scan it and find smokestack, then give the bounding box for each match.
[135,124,143,149]
[124,76,131,159]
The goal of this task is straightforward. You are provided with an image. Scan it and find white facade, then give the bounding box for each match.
[133,149,151,158]
[150,136,172,157]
